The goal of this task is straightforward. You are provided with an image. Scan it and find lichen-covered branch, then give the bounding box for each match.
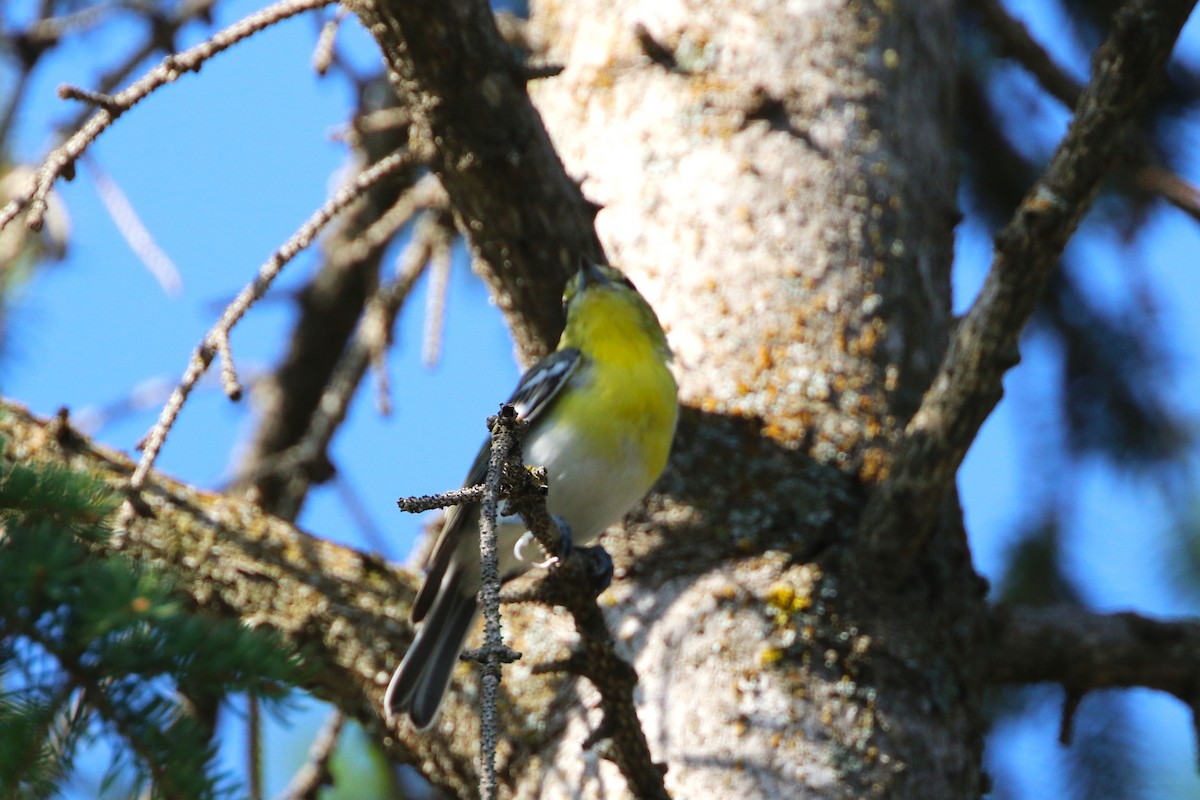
[861,0,1197,569]
[0,400,479,799]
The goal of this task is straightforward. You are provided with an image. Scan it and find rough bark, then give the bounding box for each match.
[499,2,987,798]
[344,0,605,365]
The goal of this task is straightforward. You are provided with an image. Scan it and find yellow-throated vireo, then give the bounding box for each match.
[385,260,679,729]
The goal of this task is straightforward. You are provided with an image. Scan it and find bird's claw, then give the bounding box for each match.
[513,516,573,569]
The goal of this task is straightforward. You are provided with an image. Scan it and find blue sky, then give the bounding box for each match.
[5,0,1200,796]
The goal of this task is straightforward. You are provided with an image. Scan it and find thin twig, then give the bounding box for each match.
[1135,165,1200,223]
[214,331,241,401]
[474,406,524,800]
[861,0,1197,571]
[57,85,121,113]
[129,149,413,490]
[0,0,334,233]
[273,711,345,800]
[968,0,1081,107]
[85,156,183,297]
[238,219,431,497]
[59,0,222,135]
[370,212,451,415]
[312,8,347,76]
[327,173,446,271]
[396,485,487,514]
[20,2,117,47]
[421,226,452,368]
[248,696,263,800]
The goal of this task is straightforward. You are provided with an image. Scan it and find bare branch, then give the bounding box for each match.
[85,157,183,297]
[57,0,222,135]
[421,231,452,368]
[130,149,414,490]
[1136,164,1200,223]
[274,711,345,800]
[474,405,525,800]
[236,226,431,509]
[213,330,241,401]
[327,173,446,271]
[987,601,1200,760]
[311,8,347,76]
[967,0,1082,107]
[396,485,487,514]
[57,85,122,113]
[967,0,1200,224]
[0,0,334,233]
[861,0,1197,570]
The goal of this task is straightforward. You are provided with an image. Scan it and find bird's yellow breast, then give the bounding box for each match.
[555,284,679,486]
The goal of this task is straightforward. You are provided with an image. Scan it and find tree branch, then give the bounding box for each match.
[967,0,1200,222]
[0,0,334,233]
[130,149,415,490]
[274,711,345,800]
[987,604,1200,758]
[233,83,441,516]
[344,0,605,364]
[986,604,1200,700]
[861,0,1197,570]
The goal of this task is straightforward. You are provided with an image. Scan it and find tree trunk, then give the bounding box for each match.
[478,2,990,798]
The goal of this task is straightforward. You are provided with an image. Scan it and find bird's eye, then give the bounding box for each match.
[561,274,580,315]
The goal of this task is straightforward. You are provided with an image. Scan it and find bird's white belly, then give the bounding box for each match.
[490,419,653,580]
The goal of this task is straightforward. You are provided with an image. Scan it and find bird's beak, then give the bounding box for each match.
[577,258,609,289]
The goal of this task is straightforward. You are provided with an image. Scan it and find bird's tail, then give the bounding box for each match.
[384,568,479,729]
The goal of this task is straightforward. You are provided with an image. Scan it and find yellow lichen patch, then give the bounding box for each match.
[765,581,813,626]
[759,646,786,667]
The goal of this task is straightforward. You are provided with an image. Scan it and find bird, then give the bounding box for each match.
[384,259,679,729]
